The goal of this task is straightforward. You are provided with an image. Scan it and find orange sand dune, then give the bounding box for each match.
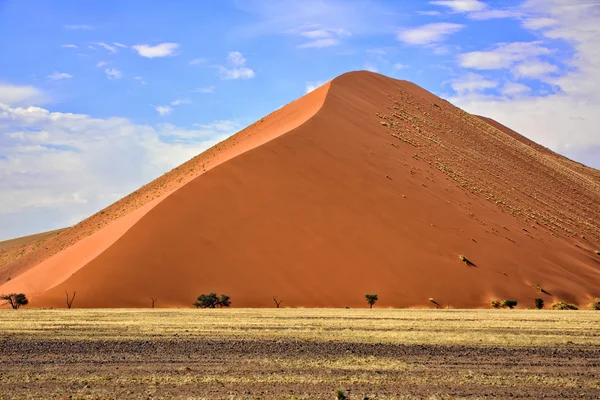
[2,71,599,309]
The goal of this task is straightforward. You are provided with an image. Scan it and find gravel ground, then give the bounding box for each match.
[1,337,599,399]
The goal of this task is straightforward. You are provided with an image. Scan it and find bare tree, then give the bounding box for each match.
[272,296,282,308]
[151,297,158,309]
[65,290,76,309]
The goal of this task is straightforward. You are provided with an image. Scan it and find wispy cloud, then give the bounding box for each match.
[219,51,255,80]
[171,98,191,106]
[189,58,206,65]
[133,76,147,85]
[61,44,78,49]
[397,23,464,45]
[468,9,521,20]
[113,42,128,48]
[47,72,73,81]
[104,68,122,80]
[291,27,351,48]
[96,42,117,54]
[430,0,487,12]
[96,61,108,68]
[132,43,180,58]
[64,24,93,30]
[190,86,215,93]
[459,41,551,70]
[450,72,497,94]
[154,105,172,116]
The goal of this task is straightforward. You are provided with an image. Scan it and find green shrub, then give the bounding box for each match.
[490,300,501,309]
[502,299,518,309]
[534,298,544,309]
[365,294,378,309]
[551,301,578,310]
[193,293,231,308]
[336,390,347,400]
[588,298,600,310]
[0,293,28,309]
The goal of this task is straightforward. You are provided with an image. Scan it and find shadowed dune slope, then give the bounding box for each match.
[6,71,600,308]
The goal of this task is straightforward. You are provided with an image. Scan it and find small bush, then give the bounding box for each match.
[534,298,544,309]
[551,301,578,310]
[336,390,347,400]
[502,299,518,309]
[588,297,600,310]
[490,300,502,309]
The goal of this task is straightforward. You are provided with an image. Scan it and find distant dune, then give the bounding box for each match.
[1,71,599,308]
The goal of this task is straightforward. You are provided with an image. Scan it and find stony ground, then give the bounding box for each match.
[1,309,599,399]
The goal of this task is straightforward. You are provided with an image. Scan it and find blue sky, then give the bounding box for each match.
[1,0,599,240]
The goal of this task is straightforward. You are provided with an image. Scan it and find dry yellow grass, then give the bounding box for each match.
[2,308,599,346]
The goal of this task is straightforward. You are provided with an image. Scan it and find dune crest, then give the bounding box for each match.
[2,71,599,308]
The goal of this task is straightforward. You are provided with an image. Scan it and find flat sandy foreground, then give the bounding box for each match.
[1,309,599,399]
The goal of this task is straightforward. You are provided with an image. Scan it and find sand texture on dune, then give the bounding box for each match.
[2,71,599,308]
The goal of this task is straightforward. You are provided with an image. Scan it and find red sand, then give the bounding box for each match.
[2,71,599,308]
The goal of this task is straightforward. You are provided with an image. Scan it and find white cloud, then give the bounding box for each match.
[394,63,407,69]
[133,76,147,85]
[398,23,464,45]
[64,25,92,30]
[154,105,172,116]
[512,59,559,78]
[96,61,108,68]
[522,17,557,30]
[132,42,180,58]
[96,42,117,54]
[190,86,215,93]
[292,27,351,48]
[171,98,191,106]
[0,84,47,106]
[459,41,551,70]
[113,42,128,48]
[61,44,78,48]
[219,51,255,80]
[104,68,123,80]
[88,45,96,50]
[500,82,531,97]
[47,72,73,81]
[430,0,487,12]
[417,10,442,16]
[189,58,206,65]
[450,72,498,94]
[220,67,255,80]
[305,80,328,94]
[0,103,238,239]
